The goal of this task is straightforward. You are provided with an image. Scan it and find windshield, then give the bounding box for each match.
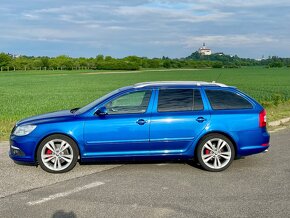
[76,88,121,114]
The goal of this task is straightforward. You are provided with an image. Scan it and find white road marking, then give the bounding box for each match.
[155,163,168,166]
[27,181,104,206]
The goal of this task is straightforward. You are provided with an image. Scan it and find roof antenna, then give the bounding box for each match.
[212,71,223,83]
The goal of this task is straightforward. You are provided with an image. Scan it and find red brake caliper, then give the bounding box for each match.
[205,149,210,155]
[46,149,52,155]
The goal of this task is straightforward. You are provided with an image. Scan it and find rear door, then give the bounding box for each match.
[149,88,210,154]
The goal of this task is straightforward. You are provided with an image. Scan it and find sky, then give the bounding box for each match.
[0,0,290,58]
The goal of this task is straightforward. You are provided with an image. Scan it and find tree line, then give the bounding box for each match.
[0,52,289,71]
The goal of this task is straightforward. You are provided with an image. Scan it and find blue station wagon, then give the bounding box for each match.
[10,81,270,173]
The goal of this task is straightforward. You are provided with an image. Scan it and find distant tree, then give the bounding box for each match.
[32,59,43,69]
[12,56,32,70]
[0,53,12,68]
[54,55,74,70]
[124,56,142,65]
[40,57,50,69]
[104,56,113,61]
[163,60,171,68]
[78,57,89,68]
[96,60,139,70]
[212,61,223,68]
[73,60,80,69]
[145,59,161,68]
[162,56,169,60]
[49,58,58,69]
[269,61,283,68]
[96,55,104,61]
[87,57,96,69]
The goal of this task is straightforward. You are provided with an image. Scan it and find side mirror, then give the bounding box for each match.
[95,106,108,116]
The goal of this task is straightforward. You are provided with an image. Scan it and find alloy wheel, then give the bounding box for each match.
[40,139,74,171]
[201,138,232,170]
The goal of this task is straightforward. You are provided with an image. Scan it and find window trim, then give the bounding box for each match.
[205,89,254,111]
[157,88,204,113]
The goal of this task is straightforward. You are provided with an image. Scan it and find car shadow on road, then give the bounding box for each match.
[52,210,76,218]
[13,160,36,166]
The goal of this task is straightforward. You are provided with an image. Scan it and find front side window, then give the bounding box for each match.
[158,89,204,112]
[105,90,151,114]
[205,90,253,110]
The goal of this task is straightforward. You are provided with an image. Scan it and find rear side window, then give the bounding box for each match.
[158,89,203,112]
[205,90,253,110]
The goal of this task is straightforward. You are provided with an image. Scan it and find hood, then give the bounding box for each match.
[16,110,75,126]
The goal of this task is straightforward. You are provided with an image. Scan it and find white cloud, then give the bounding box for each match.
[184,35,279,48]
[115,5,233,23]
[22,13,40,20]
[208,0,290,7]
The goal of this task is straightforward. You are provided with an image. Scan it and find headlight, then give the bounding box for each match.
[13,125,37,136]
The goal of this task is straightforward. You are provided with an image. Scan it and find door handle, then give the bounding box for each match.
[196,117,206,123]
[136,119,147,125]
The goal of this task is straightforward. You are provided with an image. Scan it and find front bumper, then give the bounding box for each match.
[9,135,38,164]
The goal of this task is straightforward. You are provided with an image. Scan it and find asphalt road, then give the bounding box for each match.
[0,129,289,218]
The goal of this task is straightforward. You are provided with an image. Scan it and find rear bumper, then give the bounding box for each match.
[236,128,270,156]
[238,144,270,156]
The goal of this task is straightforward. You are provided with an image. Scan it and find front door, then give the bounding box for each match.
[83,89,153,157]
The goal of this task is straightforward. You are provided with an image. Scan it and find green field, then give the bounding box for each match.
[1,67,290,140]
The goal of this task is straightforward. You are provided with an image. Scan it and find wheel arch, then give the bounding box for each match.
[34,132,81,163]
[194,131,238,157]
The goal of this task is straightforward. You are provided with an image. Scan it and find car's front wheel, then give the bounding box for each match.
[196,134,235,172]
[37,134,78,173]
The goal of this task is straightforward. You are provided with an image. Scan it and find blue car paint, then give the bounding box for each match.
[9,84,270,164]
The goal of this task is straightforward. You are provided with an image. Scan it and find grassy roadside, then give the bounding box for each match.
[266,101,290,131]
[266,101,290,121]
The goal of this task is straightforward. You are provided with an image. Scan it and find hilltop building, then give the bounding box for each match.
[198,43,212,55]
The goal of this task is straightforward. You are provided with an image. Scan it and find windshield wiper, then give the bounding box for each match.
[70,107,80,113]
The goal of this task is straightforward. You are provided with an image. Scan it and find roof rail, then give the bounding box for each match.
[134,81,228,88]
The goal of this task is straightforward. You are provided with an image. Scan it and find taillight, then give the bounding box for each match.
[259,109,267,127]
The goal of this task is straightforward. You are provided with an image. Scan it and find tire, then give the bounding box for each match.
[196,134,235,172]
[37,134,79,173]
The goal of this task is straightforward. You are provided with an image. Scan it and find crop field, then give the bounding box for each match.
[0,67,290,140]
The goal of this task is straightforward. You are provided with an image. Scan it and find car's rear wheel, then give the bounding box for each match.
[37,134,78,173]
[196,134,235,172]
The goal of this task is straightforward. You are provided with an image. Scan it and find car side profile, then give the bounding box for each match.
[10,81,270,173]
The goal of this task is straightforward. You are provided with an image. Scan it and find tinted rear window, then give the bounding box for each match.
[158,89,203,112]
[206,90,253,110]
